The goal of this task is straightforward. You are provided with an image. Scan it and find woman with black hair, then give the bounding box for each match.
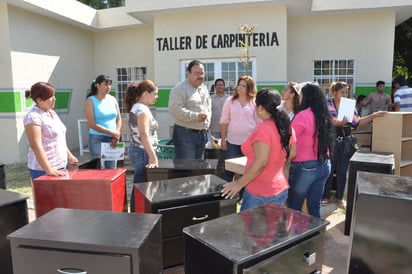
[287,83,334,218]
[221,88,296,211]
[84,75,122,169]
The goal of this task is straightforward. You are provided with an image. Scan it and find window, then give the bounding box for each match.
[313,59,355,98]
[180,59,256,94]
[116,67,147,112]
[221,61,253,93]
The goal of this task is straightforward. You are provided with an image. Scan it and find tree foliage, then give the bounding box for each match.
[394,17,412,81]
[77,0,124,10]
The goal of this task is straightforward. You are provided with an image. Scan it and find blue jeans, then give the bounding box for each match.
[240,188,289,211]
[29,169,47,180]
[88,134,117,169]
[128,145,149,212]
[323,140,350,200]
[223,142,243,182]
[172,124,207,159]
[288,159,331,218]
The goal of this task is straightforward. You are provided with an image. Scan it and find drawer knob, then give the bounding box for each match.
[57,268,87,274]
[192,214,209,221]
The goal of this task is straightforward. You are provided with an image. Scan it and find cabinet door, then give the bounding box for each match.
[159,200,220,238]
[12,246,132,274]
[242,233,324,274]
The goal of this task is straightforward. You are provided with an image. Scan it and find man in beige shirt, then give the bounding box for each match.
[366,80,392,113]
[168,60,211,159]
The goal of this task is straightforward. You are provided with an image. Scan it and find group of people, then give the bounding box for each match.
[356,77,412,116]
[23,59,410,217]
[24,75,159,212]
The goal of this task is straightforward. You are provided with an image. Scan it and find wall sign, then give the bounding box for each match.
[156,32,279,51]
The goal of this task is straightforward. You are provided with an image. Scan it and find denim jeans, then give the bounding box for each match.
[128,145,149,212]
[88,134,117,169]
[172,125,207,159]
[240,188,289,211]
[223,142,244,182]
[287,159,331,218]
[28,169,47,180]
[323,140,350,200]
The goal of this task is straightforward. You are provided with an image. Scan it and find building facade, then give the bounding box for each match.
[1,0,412,163]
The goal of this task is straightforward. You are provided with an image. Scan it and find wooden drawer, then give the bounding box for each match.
[159,200,220,238]
[11,246,132,274]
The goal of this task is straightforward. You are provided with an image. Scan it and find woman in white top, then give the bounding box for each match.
[281,81,300,120]
[124,80,159,212]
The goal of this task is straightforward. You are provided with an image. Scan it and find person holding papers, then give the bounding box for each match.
[85,75,122,169]
[322,81,384,209]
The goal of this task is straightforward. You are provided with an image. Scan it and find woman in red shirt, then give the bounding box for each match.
[221,88,296,211]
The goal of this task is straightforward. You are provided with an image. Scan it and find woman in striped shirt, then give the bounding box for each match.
[322,82,384,209]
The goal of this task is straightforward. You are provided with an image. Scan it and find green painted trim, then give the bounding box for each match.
[0,91,22,112]
[257,84,284,91]
[154,85,285,108]
[156,88,171,108]
[54,90,72,109]
[0,89,72,113]
[355,86,391,96]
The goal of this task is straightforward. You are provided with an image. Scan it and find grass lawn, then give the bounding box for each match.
[4,162,32,199]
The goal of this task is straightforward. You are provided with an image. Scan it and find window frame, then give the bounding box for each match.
[180,59,257,94]
[313,59,356,98]
[115,66,147,113]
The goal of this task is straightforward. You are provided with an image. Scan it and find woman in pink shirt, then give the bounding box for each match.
[24,82,78,180]
[220,75,260,182]
[221,89,296,211]
[287,83,334,218]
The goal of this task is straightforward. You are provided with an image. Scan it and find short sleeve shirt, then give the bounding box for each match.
[241,120,296,197]
[23,105,68,170]
[128,102,158,149]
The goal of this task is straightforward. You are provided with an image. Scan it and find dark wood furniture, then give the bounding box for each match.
[184,203,329,274]
[145,159,218,181]
[33,168,127,217]
[0,163,5,189]
[8,208,162,274]
[0,189,28,274]
[348,172,412,273]
[346,151,394,235]
[204,147,225,178]
[134,174,237,269]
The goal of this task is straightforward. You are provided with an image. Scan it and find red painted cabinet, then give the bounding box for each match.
[33,168,127,217]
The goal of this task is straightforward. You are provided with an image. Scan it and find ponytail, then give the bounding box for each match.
[256,88,291,160]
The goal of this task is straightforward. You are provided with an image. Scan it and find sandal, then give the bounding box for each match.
[321,199,329,206]
[337,199,347,210]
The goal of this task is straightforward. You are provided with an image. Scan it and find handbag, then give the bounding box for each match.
[343,131,358,156]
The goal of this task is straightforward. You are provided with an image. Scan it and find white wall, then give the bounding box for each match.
[93,26,154,79]
[153,6,287,85]
[287,11,396,84]
[152,6,288,138]
[0,4,12,87]
[2,5,95,164]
